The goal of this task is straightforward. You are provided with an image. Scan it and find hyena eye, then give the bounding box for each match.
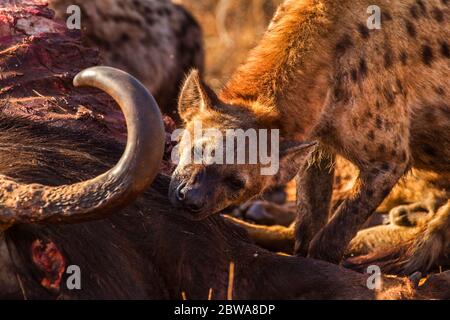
[225,175,245,191]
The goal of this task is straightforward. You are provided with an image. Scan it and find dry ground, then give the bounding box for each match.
[176,0,283,89]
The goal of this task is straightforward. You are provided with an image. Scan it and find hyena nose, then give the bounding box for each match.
[176,183,205,212]
[176,183,186,201]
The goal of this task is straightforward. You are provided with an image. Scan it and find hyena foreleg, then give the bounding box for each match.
[294,150,335,256]
[308,163,408,264]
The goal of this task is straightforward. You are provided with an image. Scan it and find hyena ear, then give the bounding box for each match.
[178,70,216,122]
[273,141,317,184]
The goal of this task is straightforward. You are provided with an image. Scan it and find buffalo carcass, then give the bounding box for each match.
[0,2,449,300]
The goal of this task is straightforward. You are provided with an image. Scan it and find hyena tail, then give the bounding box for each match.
[402,200,450,275]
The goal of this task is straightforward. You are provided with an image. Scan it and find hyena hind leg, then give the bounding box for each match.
[402,200,450,275]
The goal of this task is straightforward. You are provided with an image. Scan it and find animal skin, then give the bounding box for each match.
[169,0,449,270]
[49,0,205,122]
[1,0,450,300]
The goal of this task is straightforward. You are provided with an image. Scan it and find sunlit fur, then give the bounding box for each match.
[173,0,449,265]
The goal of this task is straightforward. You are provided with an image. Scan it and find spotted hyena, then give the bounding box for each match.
[169,0,449,266]
[49,0,204,122]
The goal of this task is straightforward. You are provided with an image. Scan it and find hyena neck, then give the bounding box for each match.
[220,0,341,140]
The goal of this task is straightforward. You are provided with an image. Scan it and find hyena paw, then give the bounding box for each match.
[389,196,446,227]
[389,205,417,227]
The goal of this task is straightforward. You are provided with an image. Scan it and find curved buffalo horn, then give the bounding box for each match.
[0,66,165,229]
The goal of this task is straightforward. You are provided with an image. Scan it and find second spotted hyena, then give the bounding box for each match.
[169,0,449,265]
[49,0,204,122]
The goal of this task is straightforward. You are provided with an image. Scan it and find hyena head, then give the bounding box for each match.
[169,70,316,220]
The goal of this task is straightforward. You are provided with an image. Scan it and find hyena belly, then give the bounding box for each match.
[401,0,450,174]
[323,0,449,174]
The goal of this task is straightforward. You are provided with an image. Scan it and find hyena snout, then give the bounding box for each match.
[171,182,207,214]
[176,183,206,213]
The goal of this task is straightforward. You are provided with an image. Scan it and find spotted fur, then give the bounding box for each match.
[172,0,449,265]
[49,0,204,121]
